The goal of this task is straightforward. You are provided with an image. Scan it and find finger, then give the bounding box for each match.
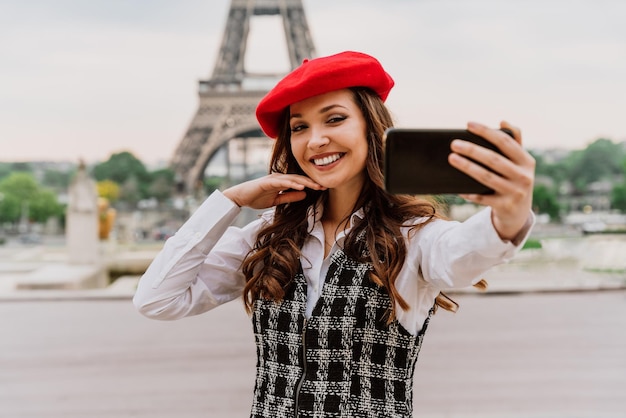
[270,174,326,191]
[274,190,308,205]
[449,138,511,177]
[292,176,326,190]
[264,179,309,194]
[449,145,532,199]
[449,151,511,193]
[452,143,533,189]
[466,121,527,165]
[500,121,522,145]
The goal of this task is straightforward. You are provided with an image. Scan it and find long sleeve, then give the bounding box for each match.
[133,190,266,320]
[394,207,534,335]
[413,207,533,290]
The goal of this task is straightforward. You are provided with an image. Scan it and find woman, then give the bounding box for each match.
[134,51,535,417]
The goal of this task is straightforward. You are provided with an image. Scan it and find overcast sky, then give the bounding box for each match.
[1,0,625,164]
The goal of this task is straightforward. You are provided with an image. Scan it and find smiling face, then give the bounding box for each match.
[288,89,369,193]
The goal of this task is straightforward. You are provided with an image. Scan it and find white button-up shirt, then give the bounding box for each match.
[133,190,533,335]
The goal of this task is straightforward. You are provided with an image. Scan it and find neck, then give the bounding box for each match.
[324,187,360,225]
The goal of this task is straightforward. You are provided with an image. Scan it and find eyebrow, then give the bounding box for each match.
[290,104,348,120]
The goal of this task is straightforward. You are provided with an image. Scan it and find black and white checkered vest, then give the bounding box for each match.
[250,247,433,418]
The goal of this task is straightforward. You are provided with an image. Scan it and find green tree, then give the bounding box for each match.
[42,168,74,191]
[10,162,32,173]
[0,172,63,224]
[532,185,561,221]
[611,183,626,213]
[0,192,21,223]
[0,172,39,201]
[92,152,151,199]
[0,163,12,180]
[567,139,625,191]
[29,189,64,222]
[530,150,570,185]
[119,176,141,208]
[148,168,175,202]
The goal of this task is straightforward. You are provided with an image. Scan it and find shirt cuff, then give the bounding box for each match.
[507,212,536,246]
[461,207,534,259]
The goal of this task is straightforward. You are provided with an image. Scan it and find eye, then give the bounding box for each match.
[290,123,307,133]
[327,115,347,124]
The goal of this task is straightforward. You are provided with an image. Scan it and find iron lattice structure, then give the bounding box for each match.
[171,0,317,192]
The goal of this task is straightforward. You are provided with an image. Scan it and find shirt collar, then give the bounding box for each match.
[306,200,365,235]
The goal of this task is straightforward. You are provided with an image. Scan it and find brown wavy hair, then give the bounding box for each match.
[242,87,473,320]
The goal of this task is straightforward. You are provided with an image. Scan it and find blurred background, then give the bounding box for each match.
[2,0,626,238]
[1,1,625,417]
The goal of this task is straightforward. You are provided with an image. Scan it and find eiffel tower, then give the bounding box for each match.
[171,0,317,193]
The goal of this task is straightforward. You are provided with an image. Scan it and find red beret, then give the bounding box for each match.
[255,51,395,139]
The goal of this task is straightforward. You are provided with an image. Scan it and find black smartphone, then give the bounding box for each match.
[383,128,510,195]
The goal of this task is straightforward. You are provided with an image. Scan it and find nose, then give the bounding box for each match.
[307,127,329,149]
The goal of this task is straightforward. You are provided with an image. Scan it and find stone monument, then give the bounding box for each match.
[67,161,100,264]
[15,161,108,290]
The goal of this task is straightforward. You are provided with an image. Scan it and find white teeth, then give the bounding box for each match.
[313,153,342,166]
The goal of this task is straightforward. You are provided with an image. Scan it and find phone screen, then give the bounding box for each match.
[383,128,506,195]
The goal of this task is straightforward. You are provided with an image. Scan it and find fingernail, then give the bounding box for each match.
[450,139,467,150]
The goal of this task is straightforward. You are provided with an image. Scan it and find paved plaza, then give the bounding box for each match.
[2,290,626,418]
[2,234,626,417]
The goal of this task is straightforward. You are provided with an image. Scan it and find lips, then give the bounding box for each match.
[312,153,344,166]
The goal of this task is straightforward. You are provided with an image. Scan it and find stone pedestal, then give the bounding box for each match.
[66,162,100,265]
